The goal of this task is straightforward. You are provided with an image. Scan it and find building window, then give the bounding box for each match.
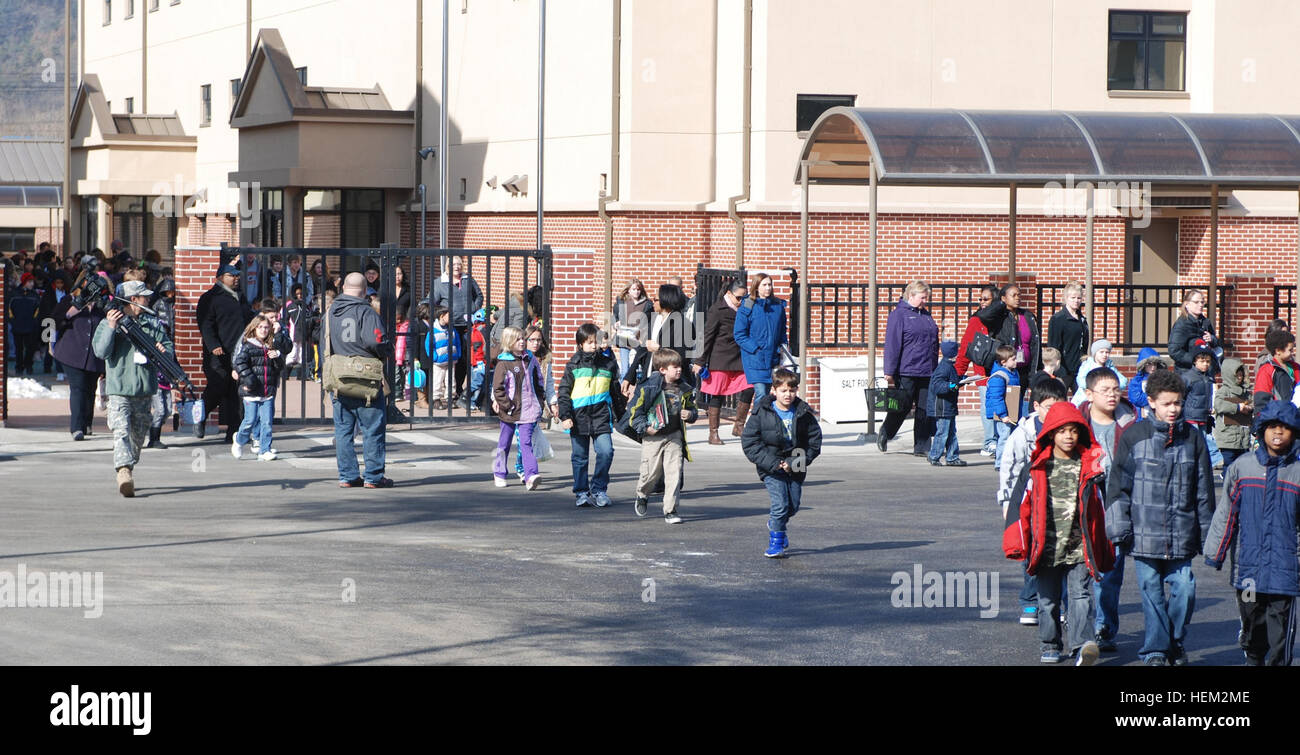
[125,0,134,18]
[1108,11,1187,91]
[230,78,242,104]
[1131,235,1143,273]
[150,0,159,11]
[796,93,856,134]
[125,97,134,113]
[200,84,211,127]
[103,0,111,25]
[296,67,308,86]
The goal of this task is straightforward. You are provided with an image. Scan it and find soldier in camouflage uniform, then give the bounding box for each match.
[92,281,175,497]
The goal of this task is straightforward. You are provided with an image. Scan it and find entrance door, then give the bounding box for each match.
[1126,218,1178,349]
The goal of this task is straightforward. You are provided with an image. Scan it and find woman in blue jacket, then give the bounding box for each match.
[733,274,787,415]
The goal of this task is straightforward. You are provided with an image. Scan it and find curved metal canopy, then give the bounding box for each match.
[797,107,1300,188]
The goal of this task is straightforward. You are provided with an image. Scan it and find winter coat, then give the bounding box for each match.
[1076,398,1138,474]
[695,293,744,372]
[492,350,546,424]
[1253,357,1300,415]
[612,296,655,350]
[733,295,788,385]
[926,342,961,419]
[196,283,252,357]
[233,337,285,399]
[1047,307,1090,391]
[1128,347,1165,418]
[8,287,41,333]
[325,294,390,360]
[1205,402,1300,596]
[431,274,483,328]
[557,348,627,437]
[975,300,1042,374]
[51,302,105,372]
[1181,366,1215,426]
[626,371,698,458]
[883,298,939,379]
[470,322,490,366]
[985,364,1020,420]
[1002,402,1115,578]
[91,311,172,398]
[997,412,1047,516]
[624,310,699,386]
[1105,417,1215,560]
[1213,357,1252,451]
[741,393,823,483]
[427,322,461,364]
[1168,313,1218,372]
[1070,356,1128,404]
[954,315,989,378]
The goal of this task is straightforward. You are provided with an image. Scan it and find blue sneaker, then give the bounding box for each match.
[1020,606,1039,626]
[1040,648,1064,664]
[765,531,784,558]
[591,491,611,508]
[575,492,593,507]
[779,531,790,553]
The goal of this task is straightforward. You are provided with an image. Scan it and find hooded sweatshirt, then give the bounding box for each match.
[1213,357,1252,451]
[325,294,389,360]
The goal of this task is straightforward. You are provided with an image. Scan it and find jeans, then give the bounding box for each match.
[751,382,771,401]
[495,421,538,480]
[332,395,387,483]
[1133,556,1196,662]
[880,375,933,454]
[978,384,996,452]
[469,363,486,404]
[929,416,960,463]
[1036,561,1095,653]
[236,398,274,452]
[65,364,98,434]
[570,432,613,494]
[618,347,632,379]
[992,419,1014,469]
[764,473,803,533]
[1093,542,1128,640]
[1193,426,1224,467]
[1020,560,1038,610]
[1220,447,1247,473]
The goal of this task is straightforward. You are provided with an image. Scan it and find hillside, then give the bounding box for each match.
[0,0,78,139]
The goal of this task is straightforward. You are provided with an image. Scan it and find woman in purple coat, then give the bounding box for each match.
[878,280,939,455]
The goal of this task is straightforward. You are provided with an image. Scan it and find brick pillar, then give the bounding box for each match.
[1224,273,1275,362]
[548,248,595,389]
[173,246,222,395]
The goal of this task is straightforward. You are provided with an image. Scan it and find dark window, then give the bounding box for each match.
[296,67,308,86]
[796,94,856,133]
[1108,11,1186,91]
[103,0,111,25]
[1131,235,1143,273]
[200,84,211,126]
[0,228,37,252]
[230,78,242,104]
[125,97,134,114]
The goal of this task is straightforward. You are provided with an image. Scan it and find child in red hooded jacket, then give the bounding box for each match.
[1003,401,1115,665]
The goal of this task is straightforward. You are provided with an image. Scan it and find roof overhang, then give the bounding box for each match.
[798,107,1300,191]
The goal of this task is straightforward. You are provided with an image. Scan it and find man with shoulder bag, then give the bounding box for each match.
[325,272,393,489]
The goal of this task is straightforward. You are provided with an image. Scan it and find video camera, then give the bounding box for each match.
[68,257,113,312]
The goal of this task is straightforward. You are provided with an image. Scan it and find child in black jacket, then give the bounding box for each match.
[232,314,285,461]
[927,340,964,466]
[742,368,823,558]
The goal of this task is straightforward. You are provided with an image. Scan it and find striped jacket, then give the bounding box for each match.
[426,322,461,364]
[557,348,626,437]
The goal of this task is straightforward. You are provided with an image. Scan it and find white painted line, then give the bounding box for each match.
[393,432,458,446]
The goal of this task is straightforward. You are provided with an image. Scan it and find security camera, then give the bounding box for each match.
[512,175,528,196]
[502,175,521,195]
[418,147,436,160]
[485,176,498,189]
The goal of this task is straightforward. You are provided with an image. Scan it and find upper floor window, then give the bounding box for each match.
[150,0,159,11]
[1108,11,1187,91]
[103,0,111,25]
[125,0,134,18]
[200,84,211,127]
[230,78,242,104]
[296,67,308,86]
[796,93,856,134]
[125,97,134,114]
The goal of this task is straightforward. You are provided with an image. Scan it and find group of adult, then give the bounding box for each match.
[612,272,789,445]
[877,280,1218,456]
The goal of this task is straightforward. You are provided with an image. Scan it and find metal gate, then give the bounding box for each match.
[694,265,747,412]
[217,244,552,425]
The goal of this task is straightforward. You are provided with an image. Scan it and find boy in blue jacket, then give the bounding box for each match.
[1205,400,1300,666]
[927,340,965,466]
[986,345,1021,469]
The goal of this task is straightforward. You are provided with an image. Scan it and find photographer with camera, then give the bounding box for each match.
[195,264,252,442]
[92,281,175,497]
[52,265,108,440]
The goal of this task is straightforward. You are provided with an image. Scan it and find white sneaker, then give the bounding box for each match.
[979,447,994,457]
[664,513,683,524]
[251,441,260,454]
[56,373,66,381]
[231,440,244,459]
[257,450,278,461]
[493,477,508,488]
[525,474,541,491]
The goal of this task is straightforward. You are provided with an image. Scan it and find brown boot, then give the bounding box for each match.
[732,402,751,436]
[707,406,725,445]
[415,384,430,408]
[116,466,135,498]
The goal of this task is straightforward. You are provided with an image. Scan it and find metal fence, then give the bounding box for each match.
[805,283,989,348]
[1273,285,1296,326]
[1036,284,1233,351]
[216,244,552,424]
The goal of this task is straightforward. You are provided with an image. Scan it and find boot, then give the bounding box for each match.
[145,426,168,449]
[116,467,135,497]
[707,406,725,445]
[732,402,751,437]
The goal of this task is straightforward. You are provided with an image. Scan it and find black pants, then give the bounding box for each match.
[14,331,40,372]
[64,364,99,434]
[707,387,755,408]
[453,325,471,398]
[1238,590,1296,666]
[202,353,243,435]
[881,375,934,454]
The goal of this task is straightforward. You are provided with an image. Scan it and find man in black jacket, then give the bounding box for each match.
[329,272,394,489]
[195,264,252,441]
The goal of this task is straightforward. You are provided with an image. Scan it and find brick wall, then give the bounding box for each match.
[1180,216,1300,286]
[173,246,222,399]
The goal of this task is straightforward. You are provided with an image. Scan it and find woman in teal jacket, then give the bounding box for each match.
[733,274,787,402]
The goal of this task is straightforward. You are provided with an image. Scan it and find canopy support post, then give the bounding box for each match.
[1209,184,1219,327]
[1085,183,1095,327]
[799,160,809,399]
[867,157,879,438]
[1008,182,1017,282]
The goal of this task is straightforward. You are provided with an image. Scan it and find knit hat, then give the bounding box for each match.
[1089,339,1113,360]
